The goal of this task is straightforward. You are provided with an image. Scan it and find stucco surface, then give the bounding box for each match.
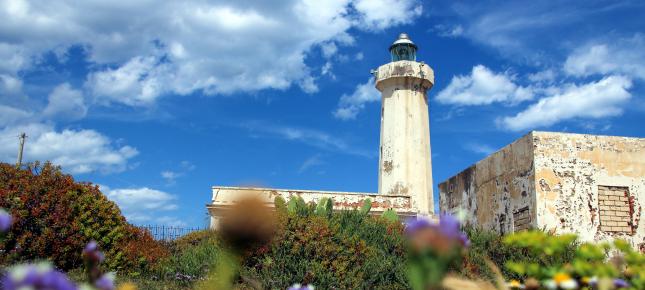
[375,60,435,216]
[533,132,644,248]
[439,133,535,233]
[440,131,645,248]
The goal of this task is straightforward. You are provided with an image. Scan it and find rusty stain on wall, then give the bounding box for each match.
[439,131,645,248]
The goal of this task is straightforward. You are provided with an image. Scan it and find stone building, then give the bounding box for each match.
[439,131,644,248]
[207,33,436,228]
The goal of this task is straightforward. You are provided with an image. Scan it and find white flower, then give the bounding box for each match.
[560,279,578,289]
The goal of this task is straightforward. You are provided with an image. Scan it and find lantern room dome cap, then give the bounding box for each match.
[389,33,417,50]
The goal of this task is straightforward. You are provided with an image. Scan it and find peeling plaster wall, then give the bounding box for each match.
[439,133,536,233]
[207,186,414,229]
[533,132,645,247]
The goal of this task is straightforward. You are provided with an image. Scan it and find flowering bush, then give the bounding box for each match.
[0,162,167,272]
[503,231,644,290]
[0,207,117,290]
[405,215,470,290]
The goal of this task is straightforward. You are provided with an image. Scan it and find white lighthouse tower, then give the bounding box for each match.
[375,33,435,217]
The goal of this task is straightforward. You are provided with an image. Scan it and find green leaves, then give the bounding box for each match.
[359,198,372,215]
[381,209,399,222]
[314,197,333,218]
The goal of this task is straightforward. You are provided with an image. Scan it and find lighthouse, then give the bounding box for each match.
[375,33,435,217]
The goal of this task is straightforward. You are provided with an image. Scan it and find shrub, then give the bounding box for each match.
[243,198,408,289]
[459,226,576,282]
[152,230,222,286]
[0,162,168,272]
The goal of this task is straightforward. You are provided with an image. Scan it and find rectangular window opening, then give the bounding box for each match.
[598,186,633,234]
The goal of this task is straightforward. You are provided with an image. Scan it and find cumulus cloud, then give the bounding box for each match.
[101,185,181,225]
[499,76,632,131]
[353,0,423,30]
[1,0,423,107]
[0,123,138,174]
[43,83,87,120]
[435,65,533,106]
[0,105,31,126]
[333,78,380,120]
[564,35,645,80]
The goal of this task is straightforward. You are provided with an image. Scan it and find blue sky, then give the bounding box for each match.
[1,0,644,227]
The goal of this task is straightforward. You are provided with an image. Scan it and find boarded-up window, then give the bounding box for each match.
[598,186,632,233]
[513,206,531,232]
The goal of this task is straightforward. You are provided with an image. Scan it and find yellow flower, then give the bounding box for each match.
[581,277,591,284]
[117,282,137,290]
[508,280,522,288]
[553,273,571,284]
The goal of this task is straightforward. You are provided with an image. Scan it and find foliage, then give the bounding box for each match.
[359,198,372,215]
[503,230,644,289]
[381,208,399,222]
[0,162,167,272]
[151,230,222,287]
[459,226,576,282]
[242,196,408,289]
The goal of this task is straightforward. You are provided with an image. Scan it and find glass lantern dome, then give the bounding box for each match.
[389,33,417,62]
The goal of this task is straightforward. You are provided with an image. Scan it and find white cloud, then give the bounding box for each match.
[298,154,324,173]
[333,78,379,120]
[161,171,181,184]
[243,121,373,157]
[0,123,138,174]
[499,76,632,131]
[160,161,195,185]
[564,35,645,80]
[353,0,423,30]
[1,0,423,107]
[86,56,170,106]
[43,83,87,120]
[0,105,31,126]
[464,143,496,155]
[101,186,180,225]
[527,69,556,83]
[436,1,636,62]
[435,65,534,106]
[434,24,464,38]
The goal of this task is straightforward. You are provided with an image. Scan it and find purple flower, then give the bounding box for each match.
[287,284,315,290]
[0,209,12,232]
[94,273,115,290]
[84,240,98,253]
[438,214,461,239]
[2,263,77,290]
[405,217,432,235]
[614,278,629,288]
[83,240,105,263]
[458,232,470,248]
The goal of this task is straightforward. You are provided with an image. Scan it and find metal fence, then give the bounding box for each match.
[139,225,205,241]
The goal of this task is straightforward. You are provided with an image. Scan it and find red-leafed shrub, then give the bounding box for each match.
[0,162,168,272]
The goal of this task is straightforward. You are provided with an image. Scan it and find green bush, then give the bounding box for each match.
[459,226,577,282]
[0,162,168,272]
[152,230,222,286]
[243,198,408,290]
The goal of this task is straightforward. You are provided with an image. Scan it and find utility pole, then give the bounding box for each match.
[16,132,26,168]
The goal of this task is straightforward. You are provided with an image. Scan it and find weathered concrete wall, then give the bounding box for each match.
[439,133,536,233]
[375,60,435,216]
[533,132,645,248]
[207,186,415,229]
